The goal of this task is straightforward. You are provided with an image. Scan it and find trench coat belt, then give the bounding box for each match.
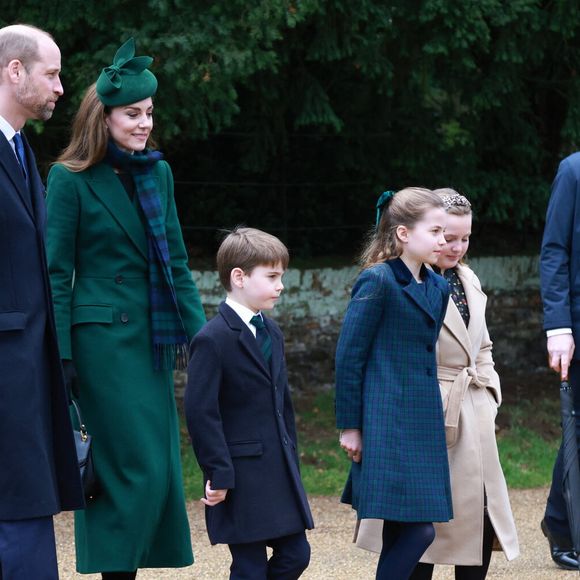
[438,365,490,447]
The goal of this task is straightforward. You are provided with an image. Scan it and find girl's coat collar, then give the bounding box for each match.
[383,258,441,323]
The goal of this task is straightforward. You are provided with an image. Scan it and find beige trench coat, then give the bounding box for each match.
[355,264,519,565]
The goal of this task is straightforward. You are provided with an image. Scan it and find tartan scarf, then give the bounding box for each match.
[105,140,188,370]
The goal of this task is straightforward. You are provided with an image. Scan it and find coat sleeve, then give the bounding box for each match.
[540,156,579,331]
[161,161,206,339]
[185,332,235,489]
[472,274,502,406]
[45,164,80,360]
[335,266,387,430]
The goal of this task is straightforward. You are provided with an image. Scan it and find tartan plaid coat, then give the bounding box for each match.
[335,257,453,522]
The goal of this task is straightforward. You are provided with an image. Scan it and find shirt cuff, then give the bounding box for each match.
[546,328,573,337]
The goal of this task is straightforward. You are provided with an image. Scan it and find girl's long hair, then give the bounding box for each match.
[360,187,445,269]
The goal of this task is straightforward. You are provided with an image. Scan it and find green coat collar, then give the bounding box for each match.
[86,162,153,259]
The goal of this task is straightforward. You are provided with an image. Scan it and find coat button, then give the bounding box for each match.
[426,368,432,376]
[120,313,129,323]
[426,344,433,352]
[428,320,435,327]
[283,437,288,445]
[115,274,124,284]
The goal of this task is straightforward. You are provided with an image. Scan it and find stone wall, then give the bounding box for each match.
[174,256,545,395]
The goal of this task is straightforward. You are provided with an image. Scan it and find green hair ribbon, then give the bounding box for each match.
[375,190,395,227]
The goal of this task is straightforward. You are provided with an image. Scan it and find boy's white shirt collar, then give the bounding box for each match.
[225,297,261,337]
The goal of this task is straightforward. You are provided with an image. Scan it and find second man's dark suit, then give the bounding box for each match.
[0,130,84,521]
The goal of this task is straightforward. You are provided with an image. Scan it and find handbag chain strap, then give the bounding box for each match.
[70,399,89,443]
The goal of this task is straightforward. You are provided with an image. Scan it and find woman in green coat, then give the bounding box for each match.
[46,39,206,579]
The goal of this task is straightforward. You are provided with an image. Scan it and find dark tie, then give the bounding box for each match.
[250,314,272,363]
[13,132,29,185]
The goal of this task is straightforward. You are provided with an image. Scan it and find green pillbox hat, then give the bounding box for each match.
[96,38,157,107]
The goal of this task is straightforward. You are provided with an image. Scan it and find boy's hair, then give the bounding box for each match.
[217,227,289,291]
[360,187,444,269]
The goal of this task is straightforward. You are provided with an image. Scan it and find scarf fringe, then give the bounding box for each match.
[154,343,189,371]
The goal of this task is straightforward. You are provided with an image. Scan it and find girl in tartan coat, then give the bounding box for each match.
[336,188,453,580]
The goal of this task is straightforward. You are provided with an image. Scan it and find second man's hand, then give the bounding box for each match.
[547,334,575,380]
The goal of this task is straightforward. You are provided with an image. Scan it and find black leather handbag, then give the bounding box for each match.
[71,400,99,499]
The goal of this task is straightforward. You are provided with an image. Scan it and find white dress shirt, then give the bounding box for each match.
[0,114,18,157]
[225,297,262,338]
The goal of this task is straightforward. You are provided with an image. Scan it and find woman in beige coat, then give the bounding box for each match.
[355,189,519,579]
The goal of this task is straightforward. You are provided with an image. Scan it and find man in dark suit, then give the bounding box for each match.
[540,151,580,570]
[185,227,313,580]
[0,24,84,579]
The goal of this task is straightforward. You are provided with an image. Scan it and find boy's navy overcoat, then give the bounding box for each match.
[335,258,453,523]
[185,302,314,545]
[0,132,84,520]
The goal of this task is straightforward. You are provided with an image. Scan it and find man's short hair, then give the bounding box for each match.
[217,227,289,291]
[0,25,52,71]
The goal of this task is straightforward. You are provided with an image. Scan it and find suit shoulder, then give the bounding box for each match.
[356,262,394,286]
[560,151,580,170]
[456,264,482,289]
[193,314,225,339]
[153,159,172,179]
[351,263,394,301]
[48,163,75,182]
[47,163,86,200]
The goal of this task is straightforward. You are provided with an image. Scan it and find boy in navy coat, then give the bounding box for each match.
[185,227,313,580]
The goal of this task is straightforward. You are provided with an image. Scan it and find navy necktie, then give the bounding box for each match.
[13,132,29,185]
[250,314,272,363]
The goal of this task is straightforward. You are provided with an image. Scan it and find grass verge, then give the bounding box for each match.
[180,390,562,500]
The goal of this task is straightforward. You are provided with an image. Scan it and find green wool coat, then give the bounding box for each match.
[46,160,206,573]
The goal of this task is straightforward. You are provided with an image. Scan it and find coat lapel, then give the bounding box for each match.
[457,264,486,351]
[0,133,34,220]
[266,317,283,381]
[22,133,47,228]
[86,163,148,260]
[219,303,271,379]
[387,258,436,322]
[442,297,472,360]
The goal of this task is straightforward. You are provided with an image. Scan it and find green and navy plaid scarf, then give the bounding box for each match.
[105,140,188,370]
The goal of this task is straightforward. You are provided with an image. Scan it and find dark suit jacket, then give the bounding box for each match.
[0,131,84,519]
[541,152,580,352]
[185,302,314,545]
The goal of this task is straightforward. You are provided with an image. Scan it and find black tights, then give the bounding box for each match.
[375,520,436,580]
[101,572,137,580]
[409,513,495,580]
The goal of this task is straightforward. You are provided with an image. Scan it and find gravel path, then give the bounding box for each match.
[55,487,578,579]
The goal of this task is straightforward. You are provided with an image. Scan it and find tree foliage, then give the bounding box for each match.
[3,1,580,257]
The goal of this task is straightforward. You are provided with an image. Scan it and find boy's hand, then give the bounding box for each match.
[201,480,228,506]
